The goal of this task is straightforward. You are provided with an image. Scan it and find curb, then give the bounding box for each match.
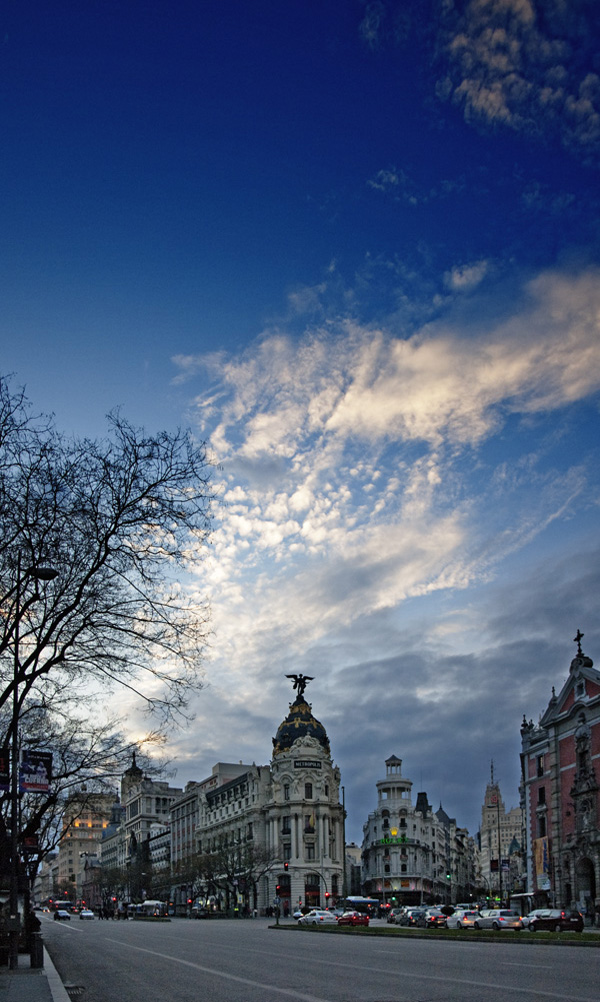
[43,948,71,1002]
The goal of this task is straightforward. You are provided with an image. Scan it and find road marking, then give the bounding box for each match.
[104,936,600,1002]
[105,940,334,1002]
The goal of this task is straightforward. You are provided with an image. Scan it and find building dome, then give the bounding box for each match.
[272,695,331,757]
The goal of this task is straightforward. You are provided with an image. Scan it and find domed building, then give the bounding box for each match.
[264,678,344,913]
[195,676,345,915]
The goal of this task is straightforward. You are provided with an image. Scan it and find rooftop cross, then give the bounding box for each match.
[574,629,584,655]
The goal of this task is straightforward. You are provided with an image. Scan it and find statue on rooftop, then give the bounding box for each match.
[286,673,314,697]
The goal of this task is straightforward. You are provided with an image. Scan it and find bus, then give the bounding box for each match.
[127,900,168,918]
[340,896,380,916]
[509,892,548,917]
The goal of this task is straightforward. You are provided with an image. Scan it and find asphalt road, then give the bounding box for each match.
[41,915,600,1002]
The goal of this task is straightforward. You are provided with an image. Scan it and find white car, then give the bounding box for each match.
[79,909,95,920]
[446,909,480,929]
[297,909,338,925]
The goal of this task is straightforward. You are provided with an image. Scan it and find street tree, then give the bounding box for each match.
[0,375,214,876]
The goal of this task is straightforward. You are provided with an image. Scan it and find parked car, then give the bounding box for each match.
[474,909,522,930]
[53,910,71,921]
[527,909,583,933]
[421,908,447,929]
[298,909,338,925]
[387,908,404,924]
[446,909,481,929]
[337,910,369,927]
[292,909,304,920]
[79,909,94,920]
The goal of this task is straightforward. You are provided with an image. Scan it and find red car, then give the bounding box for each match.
[337,910,369,927]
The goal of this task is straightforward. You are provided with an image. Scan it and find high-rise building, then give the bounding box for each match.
[478,767,522,901]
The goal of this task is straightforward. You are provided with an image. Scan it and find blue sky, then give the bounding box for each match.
[2,0,600,842]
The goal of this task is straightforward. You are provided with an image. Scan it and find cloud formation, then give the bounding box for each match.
[159,261,600,839]
[173,262,599,680]
[436,0,600,161]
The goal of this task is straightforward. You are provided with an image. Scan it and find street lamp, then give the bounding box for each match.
[9,555,58,969]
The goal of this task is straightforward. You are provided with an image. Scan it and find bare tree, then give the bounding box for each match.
[0,374,213,725]
[0,375,214,881]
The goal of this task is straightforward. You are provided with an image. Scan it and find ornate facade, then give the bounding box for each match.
[195,681,345,914]
[361,756,476,906]
[520,633,600,918]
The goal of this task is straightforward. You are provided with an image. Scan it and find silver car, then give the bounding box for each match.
[474,908,522,930]
[446,908,480,929]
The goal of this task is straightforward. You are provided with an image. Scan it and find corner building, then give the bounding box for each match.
[361,756,476,906]
[196,682,344,914]
[266,690,344,912]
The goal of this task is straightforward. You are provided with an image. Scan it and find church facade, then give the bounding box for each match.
[520,633,600,919]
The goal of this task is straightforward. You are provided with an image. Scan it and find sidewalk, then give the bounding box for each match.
[0,949,70,1002]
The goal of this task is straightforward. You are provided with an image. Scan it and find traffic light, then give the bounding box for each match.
[284,862,289,871]
[325,892,330,900]
[446,872,451,880]
[276,884,281,893]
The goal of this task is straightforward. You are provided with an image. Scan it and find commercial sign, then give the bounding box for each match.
[19,750,53,792]
[534,836,551,890]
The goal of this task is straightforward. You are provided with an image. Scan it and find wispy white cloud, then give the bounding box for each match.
[171,264,600,703]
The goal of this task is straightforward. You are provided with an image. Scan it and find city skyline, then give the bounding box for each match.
[1,1,599,843]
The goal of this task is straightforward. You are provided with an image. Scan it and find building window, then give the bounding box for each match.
[284,784,290,801]
[283,844,291,861]
[282,816,291,834]
[538,815,546,837]
[306,844,315,860]
[305,783,312,799]
[401,864,407,873]
[536,755,544,777]
[537,787,546,805]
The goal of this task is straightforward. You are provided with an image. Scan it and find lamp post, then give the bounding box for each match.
[9,554,58,969]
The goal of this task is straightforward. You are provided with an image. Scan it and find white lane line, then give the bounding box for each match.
[106,936,600,1002]
[105,939,333,1002]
